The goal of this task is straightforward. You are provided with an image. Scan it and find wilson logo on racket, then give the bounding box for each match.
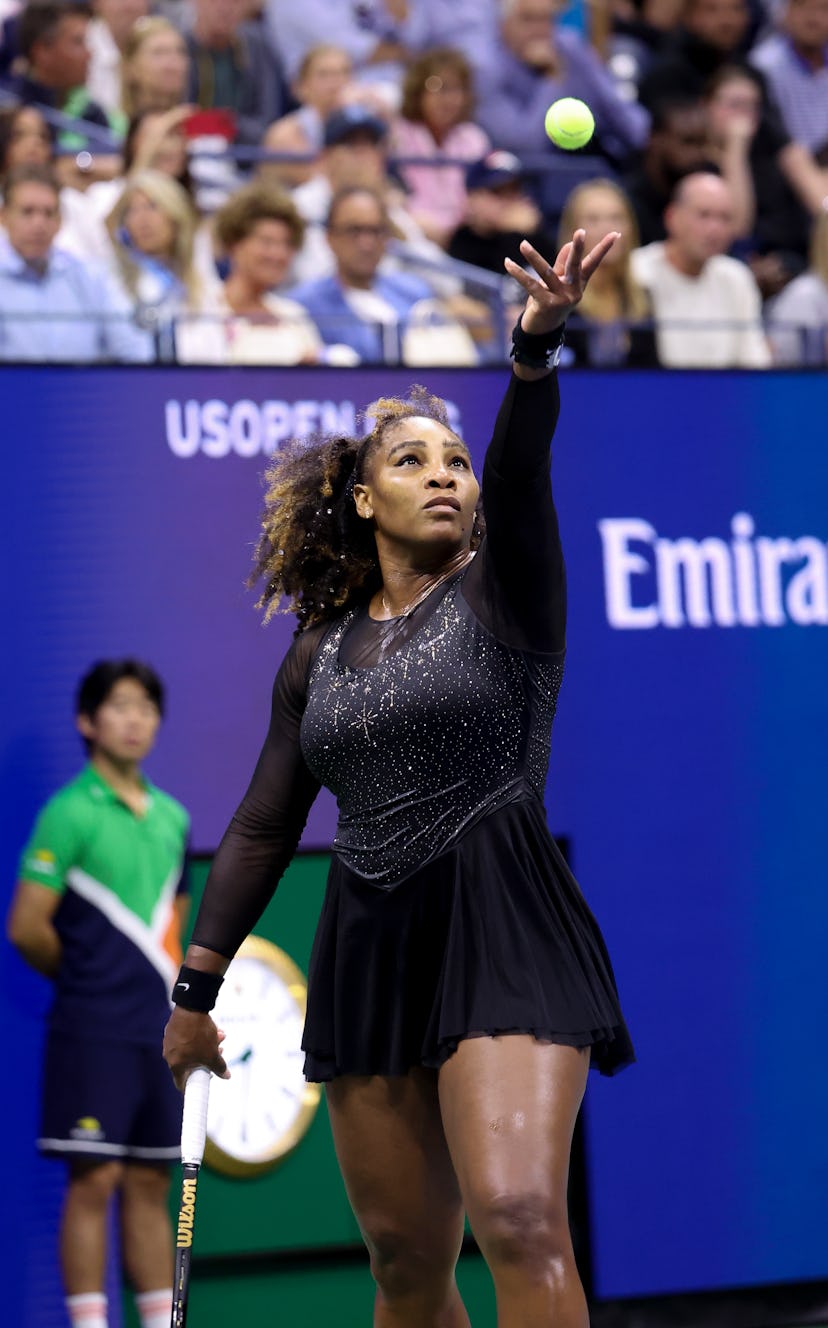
[176,1178,197,1248]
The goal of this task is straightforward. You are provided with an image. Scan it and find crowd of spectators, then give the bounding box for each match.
[0,0,825,367]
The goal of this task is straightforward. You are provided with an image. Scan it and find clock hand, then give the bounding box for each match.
[227,1046,254,1068]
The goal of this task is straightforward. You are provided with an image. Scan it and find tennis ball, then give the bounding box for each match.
[544,98,595,151]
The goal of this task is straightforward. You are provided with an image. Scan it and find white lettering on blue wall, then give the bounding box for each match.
[165,398,358,457]
[599,514,828,628]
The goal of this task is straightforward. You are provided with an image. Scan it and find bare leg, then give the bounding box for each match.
[439,1035,590,1328]
[120,1163,174,1292]
[61,1160,124,1294]
[326,1069,471,1328]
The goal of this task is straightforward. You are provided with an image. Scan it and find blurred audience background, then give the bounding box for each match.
[0,0,823,365]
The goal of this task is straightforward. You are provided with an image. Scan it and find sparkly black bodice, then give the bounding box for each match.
[300,580,564,884]
[192,372,567,959]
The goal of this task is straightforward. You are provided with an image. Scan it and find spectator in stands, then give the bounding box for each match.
[289,184,480,364]
[121,16,189,119]
[87,0,149,124]
[404,1,501,83]
[177,180,329,364]
[122,106,195,194]
[0,163,151,361]
[557,177,658,364]
[389,48,490,249]
[0,101,106,258]
[183,0,288,148]
[639,0,828,215]
[448,149,558,274]
[622,94,712,245]
[263,0,412,101]
[289,103,451,283]
[751,0,828,163]
[766,211,828,364]
[631,170,771,364]
[703,63,811,294]
[474,0,649,168]
[105,169,209,359]
[606,0,686,92]
[637,0,753,107]
[0,104,53,183]
[264,0,498,95]
[1,1,113,146]
[260,44,354,189]
[292,103,393,228]
[56,105,202,259]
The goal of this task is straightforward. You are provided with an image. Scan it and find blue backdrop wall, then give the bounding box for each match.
[1,366,826,1314]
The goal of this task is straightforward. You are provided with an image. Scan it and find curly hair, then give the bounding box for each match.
[400,47,475,124]
[214,181,306,254]
[250,386,483,632]
[106,170,200,301]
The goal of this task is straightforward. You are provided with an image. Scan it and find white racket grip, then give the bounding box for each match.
[180,1067,211,1166]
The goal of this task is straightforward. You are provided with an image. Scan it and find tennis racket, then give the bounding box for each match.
[171,1067,211,1328]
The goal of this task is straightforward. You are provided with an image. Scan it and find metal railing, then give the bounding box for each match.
[0,309,823,366]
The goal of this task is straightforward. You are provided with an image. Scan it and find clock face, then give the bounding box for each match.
[204,936,321,1177]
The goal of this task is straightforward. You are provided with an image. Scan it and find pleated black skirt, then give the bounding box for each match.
[302,799,634,1081]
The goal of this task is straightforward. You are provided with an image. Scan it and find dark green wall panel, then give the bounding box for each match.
[187,853,362,1256]
[182,1250,496,1328]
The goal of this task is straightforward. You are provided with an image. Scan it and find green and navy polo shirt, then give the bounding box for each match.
[19,766,190,1045]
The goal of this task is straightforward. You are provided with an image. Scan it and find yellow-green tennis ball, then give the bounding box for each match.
[544,98,595,150]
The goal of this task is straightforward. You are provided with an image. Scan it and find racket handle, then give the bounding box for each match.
[181,1067,211,1166]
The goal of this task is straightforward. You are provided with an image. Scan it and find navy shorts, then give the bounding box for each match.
[38,1032,182,1165]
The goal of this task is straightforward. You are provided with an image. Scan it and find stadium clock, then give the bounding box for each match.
[204,935,320,1178]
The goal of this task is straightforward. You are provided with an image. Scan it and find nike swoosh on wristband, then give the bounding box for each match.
[176,982,190,991]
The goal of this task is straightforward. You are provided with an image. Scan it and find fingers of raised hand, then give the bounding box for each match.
[504,255,543,296]
[518,238,556,282]
[511,234,591,300]
[563,229,586,286]
[581,231,621,281]
[518,237,579,291]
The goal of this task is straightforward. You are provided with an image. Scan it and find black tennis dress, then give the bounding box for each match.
[192,371,634,1080]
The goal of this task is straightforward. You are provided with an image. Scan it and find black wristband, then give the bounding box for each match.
[172,965,224,1013]
[510,314,566,368]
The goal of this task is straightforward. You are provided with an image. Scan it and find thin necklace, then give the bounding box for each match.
[379,550,474,622]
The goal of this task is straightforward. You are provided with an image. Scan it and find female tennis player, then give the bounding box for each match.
[164,229,634,1328]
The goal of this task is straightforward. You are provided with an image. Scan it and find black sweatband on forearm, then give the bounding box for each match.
[172,965,224,1013]
[510,314,566,369]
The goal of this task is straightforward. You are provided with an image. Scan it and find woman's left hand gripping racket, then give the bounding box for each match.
[171,1067,211,1328]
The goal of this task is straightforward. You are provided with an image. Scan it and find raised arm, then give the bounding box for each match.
[163,631,323,1088]
[465,231,619,654]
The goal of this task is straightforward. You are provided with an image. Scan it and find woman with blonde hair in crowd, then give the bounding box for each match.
[121,17,190,120]
[390,47,489,249]
[261,44,355,189]
[105,169,208,360]
[767,212,828,365]
[177,181,333,365]
[556,178,657,366]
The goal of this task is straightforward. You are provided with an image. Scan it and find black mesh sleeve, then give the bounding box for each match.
[463,371,566,654]
[189,626,324,959]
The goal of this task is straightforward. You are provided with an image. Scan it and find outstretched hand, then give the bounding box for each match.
[505,230,620,336]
